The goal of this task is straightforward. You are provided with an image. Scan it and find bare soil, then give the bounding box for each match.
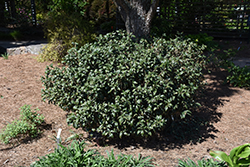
[0,40,250,167]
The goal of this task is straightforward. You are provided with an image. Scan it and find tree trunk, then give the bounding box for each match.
[113,0,160,38]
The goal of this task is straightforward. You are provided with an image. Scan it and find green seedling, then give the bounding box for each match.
[1,52,9,59]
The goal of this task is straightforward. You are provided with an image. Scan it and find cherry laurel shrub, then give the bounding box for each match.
[41,30,206,139]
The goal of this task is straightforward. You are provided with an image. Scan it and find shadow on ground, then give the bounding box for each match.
[98,67,239,151]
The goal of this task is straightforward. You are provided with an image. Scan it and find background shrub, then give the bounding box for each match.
[86,0,116,28]
[37,0,96,62]
[185,33,217,51]
[151,17,172,38]
[41,30,206,139]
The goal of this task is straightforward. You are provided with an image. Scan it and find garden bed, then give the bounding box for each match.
[0,39,250,166]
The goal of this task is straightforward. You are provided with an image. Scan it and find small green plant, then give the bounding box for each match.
[64,130,83,143]
[10,30,23,41]
[102,149,155,167]
[211,48,237,69]
[208,47,250,89]
[210,143,250,167]
[1,52,9,59]
[0,104,44,144]
[220,49,237,62]
[31,140,155,167]
[225,61,250,88]
[31,140,97,167]
[178,158,226,167]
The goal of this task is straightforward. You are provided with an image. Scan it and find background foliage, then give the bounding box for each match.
[37,0,96,62]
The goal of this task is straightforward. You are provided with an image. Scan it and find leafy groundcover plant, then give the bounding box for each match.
[0,52,9,59]
[0,104,44,144]
[225,61,250,89]
[41,30,207,139]
[178,158,226,167]
[210,143,250,167]
[31,140,155,167]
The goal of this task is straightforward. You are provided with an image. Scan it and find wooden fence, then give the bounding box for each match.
[159,0,250,38]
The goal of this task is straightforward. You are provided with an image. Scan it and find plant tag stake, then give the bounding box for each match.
[57,128,62,149]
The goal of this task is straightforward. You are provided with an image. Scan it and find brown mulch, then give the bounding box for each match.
[0,40,250,167]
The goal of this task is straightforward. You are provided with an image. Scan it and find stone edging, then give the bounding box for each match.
[7,44,47,56]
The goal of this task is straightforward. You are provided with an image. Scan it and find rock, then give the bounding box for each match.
[6,44,47,56]
[7,46,28,55]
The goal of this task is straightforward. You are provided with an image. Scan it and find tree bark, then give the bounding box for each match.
[113,0,160,37]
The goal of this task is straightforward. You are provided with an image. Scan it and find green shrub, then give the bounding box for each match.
[31,140,155,167]
[37,0,96,62]
[0,105,44,144]
[178,158,226,167]
[41,30,206,139]
[38,39,66,62]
